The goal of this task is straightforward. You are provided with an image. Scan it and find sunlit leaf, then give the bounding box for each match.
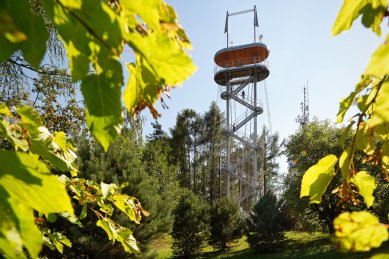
[96,218,117,242]
[0,103,11,116]
[336,91,356,123]
[350,171,376,208]
[112,194,137,222]
[16,105,43,129]
[116,227,140,253]
[371,253,389,259]
[339,148,351,179]
[367,81,389,130]
[332,211,388,251]
[0,0,48,67]
[332,0,388,36]
[365,34,389,78]
[300,154,338,203]
[0,151,74,215]
[127,31,197,86]
[81,73,123,152]
[123,56,160,118]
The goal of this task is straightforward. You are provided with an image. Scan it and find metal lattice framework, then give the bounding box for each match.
[214,6,269,206]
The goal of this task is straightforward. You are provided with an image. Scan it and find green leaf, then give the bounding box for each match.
[47,213,58,223]
[96,218,117,242]
[8,196,42,258]
[54,132,68,153]
[368,81,389,129]
[332,0,388,36]
[116,227,140,253]
[0,0,49,67]
[29,128,77,172]
[336,91,356,123]
[0,151,74,215]
[123,56,160,117]
[40,0,91,81]
[339,148,351,179]
[80,203,87,219]
[81,73,123,152]
[112,194,137,222]
[332,211,388,251]
[16,105,43,126]
[371,254,389,259]
[127,31,197,86]
[0,103,11,116]
[121,0,161,32]
[0,188,26,259]
[351,171,377,208]
[300,154,338,203]
[365,34,389,78]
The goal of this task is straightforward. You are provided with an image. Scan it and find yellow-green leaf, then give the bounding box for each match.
[365,34,389,78]
[0,151,74,215]
[81,73,123,152]
[123,56,160,117]
[9,197,42,258]
[300,154,338,203]
[336,91,356,123]
[371,253,389,259]
[350,171,376,208]
[116,227,140,253]
[0,103,11,116]
[332,0,388,36]
[127,31,196,86]
[332,211,388,251]
[368,81,389,129]
[0,0,49,67]
[339,148,351,179]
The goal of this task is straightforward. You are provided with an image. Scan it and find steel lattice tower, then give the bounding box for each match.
[214,6,269,205]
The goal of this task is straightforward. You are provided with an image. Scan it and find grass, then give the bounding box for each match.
[146,232,389,258]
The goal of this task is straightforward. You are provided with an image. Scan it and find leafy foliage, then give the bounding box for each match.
[0,0,196,257]
[0,0,196,150]
[171,189,210,258]
[208,198,242,251]
[300,0,389,253]
[332,211,388,252]
[77,124,178,253]
[0,104,73,258]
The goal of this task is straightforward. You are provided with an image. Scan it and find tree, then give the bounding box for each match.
[0,0,195,257]
[208,197,242,251]
[283,120,351,232]
[171,189,210,258]
[258,127,282,195]
[244,192,289,251]
[77,121,177,254]
[299,0,389,253]
[202,102,223,203]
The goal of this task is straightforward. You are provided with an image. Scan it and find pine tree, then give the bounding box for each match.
[208,198,242,251]
[171,189,210,258]
[245,192,288,251]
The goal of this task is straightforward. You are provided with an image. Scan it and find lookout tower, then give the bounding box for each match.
[214,6,269,205]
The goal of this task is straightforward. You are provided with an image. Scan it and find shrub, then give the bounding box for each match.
[208,198,242,251]
[244,193,289,251]
[171,189,209,258]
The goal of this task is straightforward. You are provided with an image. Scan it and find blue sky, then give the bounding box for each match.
[141,1,387,173]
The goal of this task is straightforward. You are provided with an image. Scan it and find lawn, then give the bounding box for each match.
[146,232,389,258]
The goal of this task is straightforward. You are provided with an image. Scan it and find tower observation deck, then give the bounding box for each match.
[214,6,269,207]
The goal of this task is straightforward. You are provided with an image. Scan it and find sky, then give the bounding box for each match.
[140,1,388,174]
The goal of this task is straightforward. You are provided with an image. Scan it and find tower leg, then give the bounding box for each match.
[253,80,258,204]
[226,84,231,198]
